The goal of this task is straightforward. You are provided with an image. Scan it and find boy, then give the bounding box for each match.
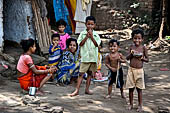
[105,39,126,99]
[48,33,62,81]
[70,16,101,96]
[126,29,149,112]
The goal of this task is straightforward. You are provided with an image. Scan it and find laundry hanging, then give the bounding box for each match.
[74,0,92,34]
[53,0,72,34]
[64,0,76,33]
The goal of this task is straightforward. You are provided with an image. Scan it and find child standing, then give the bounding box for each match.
[70,16,101,96]
[17,38,57,95]
[48,33,62,67]
[126,29,149,112]
[105,39,126,99]
[52,19,70,50]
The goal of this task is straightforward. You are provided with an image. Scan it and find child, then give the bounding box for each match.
[70,16,101,96]
[17,38,57,95]
[126,29,149,112]
[48,33,62,67]
[105,39,126,99]
[94,41,104,80]
[55,38,79,85]
[52,19,70,50]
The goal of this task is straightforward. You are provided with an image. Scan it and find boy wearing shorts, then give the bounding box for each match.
[126,29,149,112]
[70,16,101,96]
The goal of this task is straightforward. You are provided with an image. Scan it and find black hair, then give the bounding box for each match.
[131,28,144,38]
[109,39,120,46]
[20,38,35,52]
[99,41,103,47]
[85,16,96,23]
[51,33,60,41]
[66,38,78,51]
[56,19,67,28]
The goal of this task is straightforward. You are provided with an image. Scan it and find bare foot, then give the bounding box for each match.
[137,106,142,112]
[121,93,126,99]
[105,95,111,99]
[69,90,79,97]
[36,90,44,96]
[85,91,93,95]
[128,105,133,110]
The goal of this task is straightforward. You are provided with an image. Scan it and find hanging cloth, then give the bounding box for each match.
[53,0,72,34]
[82,0,90,10]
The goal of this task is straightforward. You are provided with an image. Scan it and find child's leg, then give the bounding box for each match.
[39,74,52,90]
[120,88,125,98]
[105,77,114,98]
[136,88,142,112]
[85,71,93,94]
[69,72,84,96]
[129,88,135,110]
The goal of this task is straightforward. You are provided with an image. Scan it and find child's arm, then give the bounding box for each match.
[105,55,117,72]
[126,46,133,60]
[119,53,126,63]
[28,63,57,74]
[89,30,98,47]
[79,35,89,46]
[141,46,149,62]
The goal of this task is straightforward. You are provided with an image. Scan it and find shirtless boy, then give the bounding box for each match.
[126,29,149,112]
[105,39,126,98]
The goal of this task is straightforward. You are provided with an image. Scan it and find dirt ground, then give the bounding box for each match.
[0,36,170,113]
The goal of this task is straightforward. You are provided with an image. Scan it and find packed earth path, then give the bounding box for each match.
[0,32,170,113]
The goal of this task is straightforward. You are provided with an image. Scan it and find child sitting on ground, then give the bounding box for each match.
[48,33,62,67]
[126,28,149,112]
[52,19,70,50]
[17,38,57,95]
[55,38,80,85]
[105,39,126,99]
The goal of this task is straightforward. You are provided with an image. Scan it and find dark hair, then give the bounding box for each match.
[109,39,120,46]
[20,38,35,52]
[131,28,144,38]
[99,41,103,47]
[51,33,60,41]
[85,16,96,23]
[56,19,67,28]
[66,38,78,51]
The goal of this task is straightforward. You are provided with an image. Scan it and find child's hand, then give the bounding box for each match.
[53,42,58,47]
[88,29,93,38]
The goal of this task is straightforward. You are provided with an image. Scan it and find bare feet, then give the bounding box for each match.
[69,90,79,97]
[137,106,142,112]
[36,90,44,96]
[128,105,133,110]
[121,93,126,99]
[85,90,93,95]
[105,95,111,99]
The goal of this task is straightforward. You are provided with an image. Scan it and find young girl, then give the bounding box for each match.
[55,38,79,85]
[17,38,57,95]
[52,19,70,50]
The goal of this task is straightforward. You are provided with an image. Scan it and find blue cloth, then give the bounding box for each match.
[55,50,80,84]
[48,45,62,66]
[53,0,72,34]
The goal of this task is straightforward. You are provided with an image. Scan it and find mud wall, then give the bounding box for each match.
[3,0,35,43]
[0,0,3,51]
[92,0,161,30]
